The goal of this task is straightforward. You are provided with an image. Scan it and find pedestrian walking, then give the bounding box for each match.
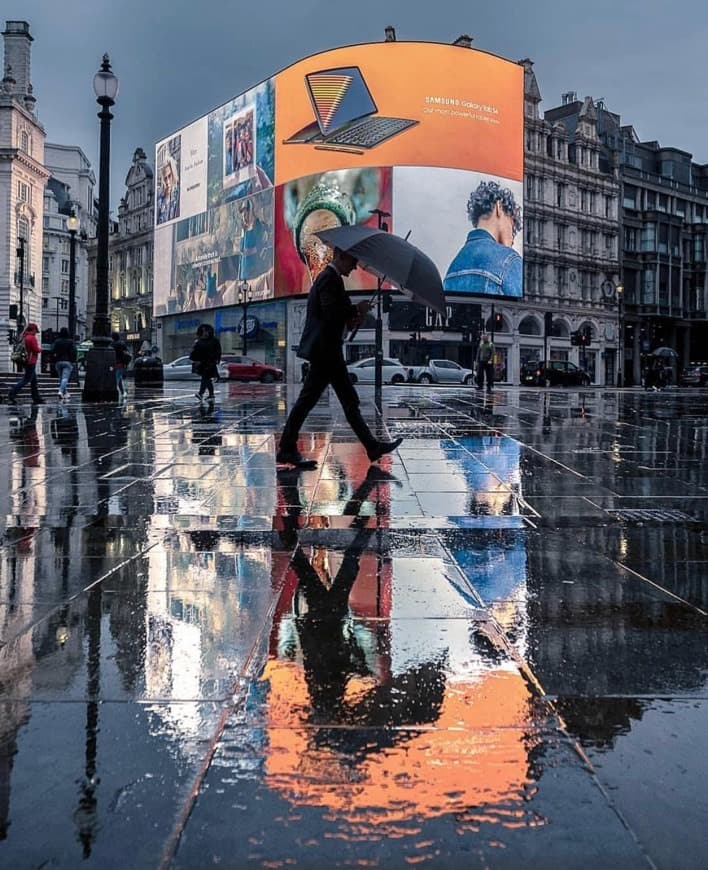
[277,247,402,469]
[111,332,131,399]
[51,327,76,401]
[8,323,44,404]
[189,323,222,401]
[476,333,495,393]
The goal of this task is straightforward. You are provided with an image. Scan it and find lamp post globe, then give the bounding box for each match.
[83,55,119,402]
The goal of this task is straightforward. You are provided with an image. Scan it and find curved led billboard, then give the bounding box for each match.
[154,41,523,317]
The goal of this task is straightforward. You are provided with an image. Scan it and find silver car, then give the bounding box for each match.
[162,356,229,381]
[411,359,475,385]
[347,357,409,385]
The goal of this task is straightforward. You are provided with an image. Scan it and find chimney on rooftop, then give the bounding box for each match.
[453,34,473,48]
[384,25,396,42]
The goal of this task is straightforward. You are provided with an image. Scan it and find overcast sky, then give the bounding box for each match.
[11,0,708,206]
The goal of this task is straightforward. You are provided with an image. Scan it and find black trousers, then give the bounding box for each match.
[280,352,375,450]
[477,361,494,391]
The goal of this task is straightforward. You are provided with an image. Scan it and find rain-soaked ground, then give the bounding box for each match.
[0,381,706,869]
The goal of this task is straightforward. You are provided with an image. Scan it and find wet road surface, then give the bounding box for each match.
[0,383,706,868]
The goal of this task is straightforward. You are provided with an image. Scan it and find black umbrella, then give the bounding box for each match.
[315,225,445,314]
[651,347,678,358]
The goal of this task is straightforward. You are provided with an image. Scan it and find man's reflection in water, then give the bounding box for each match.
[275,466,446,740]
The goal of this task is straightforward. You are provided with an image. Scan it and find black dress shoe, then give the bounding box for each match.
[276,447,318,469]
[367,437,403,463]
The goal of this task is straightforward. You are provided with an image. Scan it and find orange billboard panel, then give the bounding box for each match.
[274,42,523,186]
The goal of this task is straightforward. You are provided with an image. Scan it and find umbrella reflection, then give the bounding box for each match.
[265,465,539,831]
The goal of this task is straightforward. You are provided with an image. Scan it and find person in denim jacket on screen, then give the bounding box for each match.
[444,181,523,297]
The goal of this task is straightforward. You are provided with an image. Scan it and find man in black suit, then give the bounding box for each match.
[277,248,402,469]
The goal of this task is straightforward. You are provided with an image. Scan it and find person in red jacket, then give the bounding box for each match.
[8,323,44,404]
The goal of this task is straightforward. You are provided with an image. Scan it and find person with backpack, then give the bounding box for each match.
[189,323,222,401]
[111,332,131,399]
[51,327,77,400]
[8,323,44,405]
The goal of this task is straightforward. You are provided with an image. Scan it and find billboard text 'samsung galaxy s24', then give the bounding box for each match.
[284,66,418,151]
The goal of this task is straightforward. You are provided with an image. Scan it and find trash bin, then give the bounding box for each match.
[133,354,164,387]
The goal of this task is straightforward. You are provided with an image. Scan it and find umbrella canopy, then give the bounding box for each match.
[651,347,678,358]
[315,225,445,315]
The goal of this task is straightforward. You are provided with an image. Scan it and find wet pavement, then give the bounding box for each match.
[0,382,706,868]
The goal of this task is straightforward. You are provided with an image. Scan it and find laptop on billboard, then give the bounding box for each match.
[284,66,418,150]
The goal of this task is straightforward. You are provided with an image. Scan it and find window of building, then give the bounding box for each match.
[658,193,668,212]
[675,198,686,217]
[61,279,69,293]
[645,190,656,210]
[623,185,637,210]
[42,276,48,291]
[17,181,31,203]
[640,224,656,251]
[536,177,545,202]
[580,189,588,212]
[20,130,29,151]
[61,259,69,274]
[641,269,656,304]
[556,265,568,293]
[556,139,564,160]
[135,245,143,266]
[519,316,541,336]
[624,227,637,251]
[42,255,49,274]
[557,224,567,250]
[604,233,614,253]
[658,224,668,254]
[670,226,680,257]
[557,182,565,208]
[605,195,613,218]
[695,237,705,262]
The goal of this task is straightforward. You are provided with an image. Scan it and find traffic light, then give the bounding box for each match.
[570,330,580,347]
[382,292,392,313]
[493,311,503,330]
[580,328,592,347]
[544,312,553,336]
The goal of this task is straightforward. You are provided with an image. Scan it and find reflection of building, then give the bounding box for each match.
[109,148,155,359]
[0,20,49,368]
[42,144,96,343]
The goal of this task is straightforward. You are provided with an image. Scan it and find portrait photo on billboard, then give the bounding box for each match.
[156,135,181,225]
[394,167,523,298]
[153,189,274,317]
[274,166,391,297]
[207,79,274,209]
[274,42,523,186]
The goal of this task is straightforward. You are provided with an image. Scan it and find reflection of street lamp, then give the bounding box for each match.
[83,54,119,402]
[237,281,253,355]
[67,210,79,340]
[616,283,624,387]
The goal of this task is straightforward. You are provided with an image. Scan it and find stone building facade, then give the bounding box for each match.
[109,148,155,357]
[0,20,49,369]
[519,61,622,386]
[42,144,96,343]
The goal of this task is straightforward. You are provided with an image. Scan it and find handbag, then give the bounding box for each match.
[191,361,203,375]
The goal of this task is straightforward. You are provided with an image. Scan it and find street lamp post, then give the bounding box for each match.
[237,281,252,356]
[83,54,119,402]
[67,211,79,340]
[616,283,624,387]
[16,237,26,330]
[370,208,391,414]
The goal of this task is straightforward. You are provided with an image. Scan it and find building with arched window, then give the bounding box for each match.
[0,20,49,369]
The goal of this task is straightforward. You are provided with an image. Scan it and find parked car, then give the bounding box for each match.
[162,356,229,381]
[224,355,284,383]
[347,357,409,385]
[521,360,591,387]
[408,359,475,385]
[679,363,708,386]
